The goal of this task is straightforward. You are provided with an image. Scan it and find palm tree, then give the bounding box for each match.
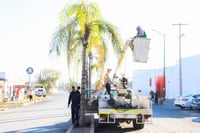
[49,0,122,126]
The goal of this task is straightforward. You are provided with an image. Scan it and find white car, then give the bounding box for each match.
[34,86,47,97]
[174,93,200,109]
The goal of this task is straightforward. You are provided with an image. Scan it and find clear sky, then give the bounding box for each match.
[0,0,199,82]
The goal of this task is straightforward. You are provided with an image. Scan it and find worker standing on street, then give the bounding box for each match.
[68,86,80,126]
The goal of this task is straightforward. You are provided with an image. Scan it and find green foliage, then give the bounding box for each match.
[49,0,123,90]
[35,69,61,90]
[49,0,124,126]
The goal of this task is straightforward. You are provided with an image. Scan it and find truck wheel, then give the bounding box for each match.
[98,123,104,128]
[180,106,185,109]
[133,120,144,129]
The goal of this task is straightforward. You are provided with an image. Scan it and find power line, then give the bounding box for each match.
[172,23,189,96]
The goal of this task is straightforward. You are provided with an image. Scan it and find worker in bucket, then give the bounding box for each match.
[134,25,147,38]
[127,25,147,52]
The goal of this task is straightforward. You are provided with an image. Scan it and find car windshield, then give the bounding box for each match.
[193,94,200,98]
[182,94,193,97]
[35,86,44,88]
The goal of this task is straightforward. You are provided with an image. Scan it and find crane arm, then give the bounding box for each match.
[114,39,134,75]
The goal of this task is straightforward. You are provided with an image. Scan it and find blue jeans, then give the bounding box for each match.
[71,105,79,124]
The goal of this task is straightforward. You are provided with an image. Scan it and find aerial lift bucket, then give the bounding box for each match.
[132,38,150,62]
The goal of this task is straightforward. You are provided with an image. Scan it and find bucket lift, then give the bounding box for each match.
[114,37,151,75]
[84,37,152,130]
[87,37,151,108]
[126,37,150,62]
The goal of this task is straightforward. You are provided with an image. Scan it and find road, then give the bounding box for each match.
[95,102,200,133]
[1,91,200,133]
[0,90,71,133]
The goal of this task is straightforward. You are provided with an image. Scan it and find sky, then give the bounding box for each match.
[0,0,200,82]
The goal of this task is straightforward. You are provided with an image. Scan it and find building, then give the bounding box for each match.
[132,54,200,99]
[0,72,6,102]
[0,72,25,102]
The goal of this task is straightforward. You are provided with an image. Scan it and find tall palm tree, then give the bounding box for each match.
[49,0,122,126]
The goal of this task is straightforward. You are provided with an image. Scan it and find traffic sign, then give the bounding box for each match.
[26,67,34,74]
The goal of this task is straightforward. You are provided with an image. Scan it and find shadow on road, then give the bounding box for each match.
[3,120,71,133]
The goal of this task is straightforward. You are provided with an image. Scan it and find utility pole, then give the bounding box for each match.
[172,23,189,96]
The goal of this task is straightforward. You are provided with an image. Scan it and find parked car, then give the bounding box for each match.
[174,93,200,109]
[191,97,200,110]
[34,86,47,97]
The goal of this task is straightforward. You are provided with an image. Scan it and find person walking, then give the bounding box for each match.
[68,86,80,126]
[27,89,33,101]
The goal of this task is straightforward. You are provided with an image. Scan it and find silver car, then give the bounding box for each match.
[191,97,200,110]
[174,93,200,109]
[34,87,47,97]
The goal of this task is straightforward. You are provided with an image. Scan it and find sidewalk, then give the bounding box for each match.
[66,114,94,133]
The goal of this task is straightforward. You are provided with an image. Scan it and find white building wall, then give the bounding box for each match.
[132,55,200,99]
[165,66,179,99]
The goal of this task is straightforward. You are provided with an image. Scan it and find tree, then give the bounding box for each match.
[35,69,60,93]
[49,0,122,126]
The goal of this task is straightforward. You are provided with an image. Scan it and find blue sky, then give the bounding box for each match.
[0,0,200,81]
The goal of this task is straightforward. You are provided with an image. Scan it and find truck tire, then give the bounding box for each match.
[98,122,106,128]
[133,120,144,129]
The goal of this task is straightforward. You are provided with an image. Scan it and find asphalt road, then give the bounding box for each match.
[95,101,200,133]
[0,90,71,133]
[1,92,200,133]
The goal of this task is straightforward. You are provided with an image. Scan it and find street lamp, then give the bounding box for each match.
[152,29,166,101]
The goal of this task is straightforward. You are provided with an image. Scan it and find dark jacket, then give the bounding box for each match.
[68,91,80,107]
[76,90,81,105]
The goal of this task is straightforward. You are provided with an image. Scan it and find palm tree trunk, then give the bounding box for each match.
[80,26,90,127]
[80,44,88,127]
[89,52,92,89]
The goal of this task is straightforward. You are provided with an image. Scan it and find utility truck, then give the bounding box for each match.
[85,37,152,129]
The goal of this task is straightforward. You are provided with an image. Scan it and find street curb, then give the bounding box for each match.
[66,115,94,133]
[66,125,74,133]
